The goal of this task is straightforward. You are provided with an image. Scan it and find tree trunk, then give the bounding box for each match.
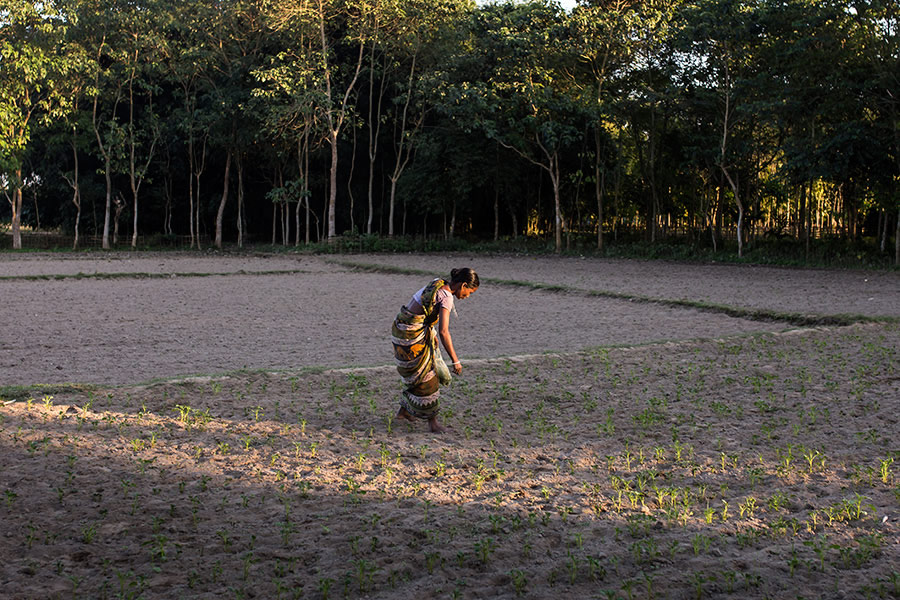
[347,124,357,234]
[798,181,807,241]
[69,133,81,250]
[215,149,232,249]
[304,199,310,245]
[493,186,500,241]
[11,175,23,250]
[714,178,723,246]
[195,171,203,250]
[596,155,605,251]
[387,46,422,237]
[102,163,112,250]
[237,153,245,248]
[895,207,899,266]
[188,133,196,248]
[551,156,562,254]
[73,191,82,250]
[449,198,457,239]
[303,135,311,244]
[594,127,604,250]
[723,172,744,257]
[366,160,376,235]
[127,68,158,250]
[507,197,518,240]
[91,94,114,251]
[388,177,397,237]
[294,185,301,247]
[806,182,812,260]
[328,130,338,239]
[367,48,386,236]
[194,136,208,250]
[130,180,139,248]
[113,193,125,246]
[31,186,40,231]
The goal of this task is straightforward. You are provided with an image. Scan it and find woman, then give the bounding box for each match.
[391,267,479,433]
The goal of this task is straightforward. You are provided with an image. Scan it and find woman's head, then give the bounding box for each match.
[450,267,479,288]
[449,267,479,299]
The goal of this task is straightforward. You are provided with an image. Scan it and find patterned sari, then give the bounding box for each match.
[391,278,451,419]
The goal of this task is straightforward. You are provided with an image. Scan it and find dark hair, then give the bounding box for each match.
[450,267,479,288]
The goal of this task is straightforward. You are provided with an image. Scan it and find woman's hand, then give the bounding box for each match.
[451,361,462,375]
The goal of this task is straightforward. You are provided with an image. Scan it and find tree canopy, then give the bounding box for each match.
[1,0,897,262]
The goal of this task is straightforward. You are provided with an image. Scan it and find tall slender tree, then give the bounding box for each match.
[471,0,582,252]
[569,0,641,250]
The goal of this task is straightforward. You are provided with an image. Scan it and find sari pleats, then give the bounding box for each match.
[391,279,447,419]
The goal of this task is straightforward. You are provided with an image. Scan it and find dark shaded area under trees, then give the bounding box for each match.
[2,0,898,264]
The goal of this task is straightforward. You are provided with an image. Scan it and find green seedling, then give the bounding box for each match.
[424,552,440,574]
[217,529,233,552]
[174,404,192,425]
[475,537,496,564]
[81,522,98,543]
[880,457,894,483]
[317,577,334,600]
[567,551,580,583]
[692,534,712,555]
[804,448,825,473]
[144,534,169,562]
[509,568,527,596]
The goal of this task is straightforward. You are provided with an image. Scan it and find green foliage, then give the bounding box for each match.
[0,0,896,262]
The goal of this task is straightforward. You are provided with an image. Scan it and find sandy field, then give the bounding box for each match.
[0,251,897,600]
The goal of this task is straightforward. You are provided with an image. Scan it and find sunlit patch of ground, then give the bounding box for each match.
[1,320,897,599]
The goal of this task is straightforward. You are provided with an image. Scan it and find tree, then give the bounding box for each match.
[384,0,464,236]
[161,0,217,249]
[254,5,324,244]
[469,0,582,253]
[850,0,900,264]
[75,0,156,250]
[120,2,162,248]
[361,0,395,235]
[59,91,93,249]
[88,32,125,250]
[569,0,642,249]
[202,0,267,248]
[45,0,93,248]
[674,0,772,257]
[267,0,376,241]
[0,1,73,249]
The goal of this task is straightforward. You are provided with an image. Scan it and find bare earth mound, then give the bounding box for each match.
[0,252,897,600]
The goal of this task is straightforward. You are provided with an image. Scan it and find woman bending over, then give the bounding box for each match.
[391,267,479,433]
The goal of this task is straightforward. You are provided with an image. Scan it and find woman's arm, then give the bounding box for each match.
[437,306,462,374]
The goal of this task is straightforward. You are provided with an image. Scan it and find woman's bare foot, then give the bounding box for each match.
[428,416,447,433]
[396,406,416,423]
